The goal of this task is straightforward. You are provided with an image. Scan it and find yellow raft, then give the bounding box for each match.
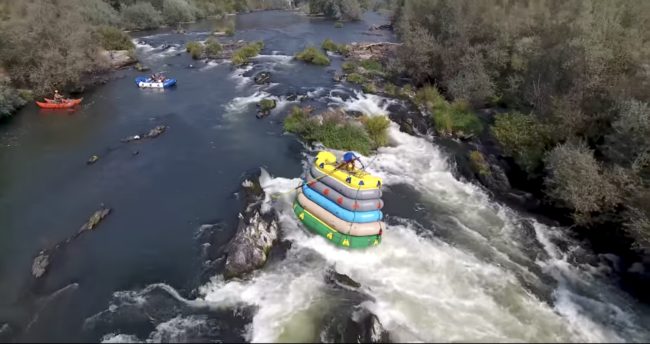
[314,151,382,190]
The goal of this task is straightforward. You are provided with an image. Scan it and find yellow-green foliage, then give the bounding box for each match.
[346,73,365,84]
[283,107,391,155]
[295,47,330,65]
[363,115,391,148]
[342,61,357,74]
[186,41,204,59]
[204,38,222,57]
[231,41,264,65]
[469,150,491,176]
[96,26,134,51]
[321,38,348,55]
[416,85,482,137]
[492,112,551,173]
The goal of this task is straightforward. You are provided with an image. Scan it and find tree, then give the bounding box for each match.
[161,0,197,25]
[120,1,163,30]
[0,0,105,95]
[544,142,622,224]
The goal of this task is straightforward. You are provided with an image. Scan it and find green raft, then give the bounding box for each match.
[293,200,381,249]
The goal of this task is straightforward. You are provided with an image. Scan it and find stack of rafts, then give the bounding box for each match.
[294,151,384,248]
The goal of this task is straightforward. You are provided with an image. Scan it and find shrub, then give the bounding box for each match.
[416,86,482,137]
[335,21,343,28]
[121,2,163,30]
[295,47,330,65]
[231,41,264,66]
[96,26,134,51]
[161,0,197,25]
[432,100,482,138]
[321,38,348,55]
[362,82,376,93]
[383,82,398,97]
[545,142,622,224]
[186,41,204,59]
[259,98,277,112]
[469,150,491,176]
[80,0,121,26]
[346,73,365,84]
[322,38,338,52]
[225,27,235,36]
[284,107,372,154]
[359,59,383,73]
[0,81,28,118]
[204,38,222,58]
[492,112,551,173]
[342,61,356,74]
[363,115,390,148]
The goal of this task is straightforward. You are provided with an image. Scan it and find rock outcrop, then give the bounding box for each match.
[100,50,137,69]
[254,71,271,84]
[346,42,401,61]
[223,174,279,279]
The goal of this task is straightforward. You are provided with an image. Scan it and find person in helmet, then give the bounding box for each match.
[341,151,362,172]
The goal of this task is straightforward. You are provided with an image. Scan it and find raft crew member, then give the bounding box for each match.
[342,151,360,172]
[53,90,64,103]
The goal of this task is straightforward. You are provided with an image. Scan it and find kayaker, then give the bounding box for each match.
[53,90,64,103]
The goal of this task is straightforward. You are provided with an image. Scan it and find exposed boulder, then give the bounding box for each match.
[134,63,150,72]
[325,269,361,290]
[254,71,271,84]
[223,175,279,279]
[86,154,100,165]
[346,42,401,61]
[100,49,137,69]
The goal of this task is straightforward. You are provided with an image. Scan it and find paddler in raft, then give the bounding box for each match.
[340,151,364,172]
[53,89,65,103]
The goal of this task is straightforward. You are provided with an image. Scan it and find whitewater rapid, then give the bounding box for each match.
[97,34,650,344]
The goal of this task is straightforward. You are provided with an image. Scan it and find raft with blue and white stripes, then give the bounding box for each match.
[135,76,177,88]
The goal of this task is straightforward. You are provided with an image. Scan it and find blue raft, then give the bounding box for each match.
[135,76,177,88]
[302,184,383,223]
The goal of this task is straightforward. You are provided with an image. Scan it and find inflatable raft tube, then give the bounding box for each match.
[297,191,384,236]
[135,77,177,88]
[305,174,383,211]
[293,200,381,249]
[314,151,382,190]
[302,185,383,223]
[310,166,382,200]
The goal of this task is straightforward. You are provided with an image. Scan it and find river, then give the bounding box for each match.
[0,10,649,343]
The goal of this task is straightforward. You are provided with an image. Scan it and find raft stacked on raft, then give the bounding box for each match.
[294,151,384,249]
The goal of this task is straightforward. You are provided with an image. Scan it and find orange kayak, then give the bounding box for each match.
[36,98,83,109]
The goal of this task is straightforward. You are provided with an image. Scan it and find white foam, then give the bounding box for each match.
[224,91,272,115]
[229,64,254,89]
[328,90,394,116]
[101,334,142,343]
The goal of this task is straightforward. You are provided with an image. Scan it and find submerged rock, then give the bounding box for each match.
[31,206,111,280]
[145,125,167,139]
[0,323,12,342]
[122,125,167,142]
[325,269,361,289]
[134,63,150,72]
[87,154,99,165]
[254,71,271,84]
[224,175,279,279]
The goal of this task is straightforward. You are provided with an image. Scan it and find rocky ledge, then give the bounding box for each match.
[223,172,279,279]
